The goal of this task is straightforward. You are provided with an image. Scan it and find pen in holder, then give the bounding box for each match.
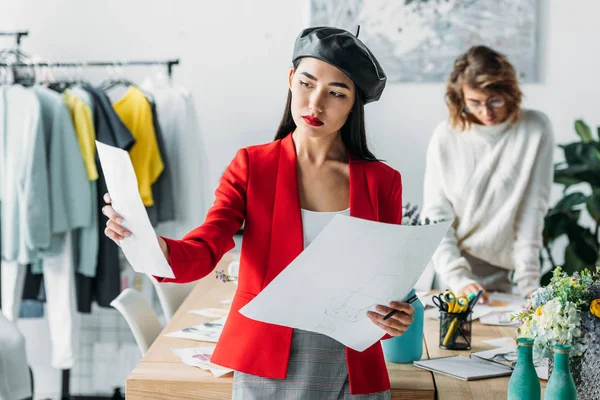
[439,310,472,350]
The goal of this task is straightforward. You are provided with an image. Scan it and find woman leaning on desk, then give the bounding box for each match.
[421,45,554,303]
[103,27,415,399]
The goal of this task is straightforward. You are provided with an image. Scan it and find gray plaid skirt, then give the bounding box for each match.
[232,329,391,399]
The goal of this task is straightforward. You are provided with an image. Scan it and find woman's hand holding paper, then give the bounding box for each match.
[367,302,415,337]
[102,192,170,261]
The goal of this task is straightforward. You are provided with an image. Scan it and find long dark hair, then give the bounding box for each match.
[274,60,379,161]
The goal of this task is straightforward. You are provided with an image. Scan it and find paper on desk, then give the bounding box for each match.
[487,292,527,311]
[479,312,520,326]
[171,346,233,377]
[164,318,225,342]
[239,216,453,352]
[482,337,517,349]
[189,308,230,318]
[95,141,174,278]
[419,293,438,309]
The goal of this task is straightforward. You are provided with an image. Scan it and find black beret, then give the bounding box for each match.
[292,26,387,104]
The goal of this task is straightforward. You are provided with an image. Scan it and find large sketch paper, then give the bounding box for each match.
[240,215,452,352]
[96,141,174,278]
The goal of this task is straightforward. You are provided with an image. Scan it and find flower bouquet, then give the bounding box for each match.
[215,258,240,284]
[512,266,600,399]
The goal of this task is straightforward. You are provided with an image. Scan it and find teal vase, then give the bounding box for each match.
[507,338,540,400]
[381,289,424,363]
[546,344,577,400]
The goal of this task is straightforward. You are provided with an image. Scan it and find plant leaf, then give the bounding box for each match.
[565,223,598,265]
[563,244,587,274]
[561,142,600,168]
[554,165,600,188]
[543,211,575,243]
[541,268,555,286]
[575,120,594,143]
[587,191,600,222]
[554,192,587,210]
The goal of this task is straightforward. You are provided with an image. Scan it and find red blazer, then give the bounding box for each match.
[158,133,403,395]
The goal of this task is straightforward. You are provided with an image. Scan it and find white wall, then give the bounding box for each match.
[1,0,599,211]
[1,0,599,397]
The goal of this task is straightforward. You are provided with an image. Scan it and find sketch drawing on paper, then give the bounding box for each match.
[316,323,337,334]
[310,0,539,82]
[326,273,401,322]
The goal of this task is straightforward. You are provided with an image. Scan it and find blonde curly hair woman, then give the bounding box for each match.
[422,45,555,303]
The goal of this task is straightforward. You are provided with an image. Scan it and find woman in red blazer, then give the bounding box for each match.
[104,27,414,398]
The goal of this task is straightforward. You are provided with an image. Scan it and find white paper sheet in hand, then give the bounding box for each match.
[239,215,452,352]
[95,141,174,278]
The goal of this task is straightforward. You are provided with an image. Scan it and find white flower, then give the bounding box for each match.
[529,299,584,358]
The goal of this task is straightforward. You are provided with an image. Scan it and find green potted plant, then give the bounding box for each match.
[542,119,600,285]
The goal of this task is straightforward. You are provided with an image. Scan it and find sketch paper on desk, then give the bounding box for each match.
[171,346,233,377]
[239,215,453,352]
[164,318,226,342]
[189,308,230,318]
[480,312,520,326]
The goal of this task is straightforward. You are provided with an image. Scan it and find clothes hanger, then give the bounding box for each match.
[0,48,35,86]
[98,62,136,91]
[45,62,74,92]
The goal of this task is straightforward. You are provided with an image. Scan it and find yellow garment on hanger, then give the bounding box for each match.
[113,86,164,206]
[63,91,99,181]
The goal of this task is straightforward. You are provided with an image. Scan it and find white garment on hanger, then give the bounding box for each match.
[141,77,209,239]
[0,85,52,264]
[1,231,76,369]
[0,311,32,400]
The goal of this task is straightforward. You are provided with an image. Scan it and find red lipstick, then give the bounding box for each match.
[302,115,324,127]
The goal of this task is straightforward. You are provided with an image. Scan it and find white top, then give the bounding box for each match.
[0,311,32,400]
[421,109,554,296]
[141,77,209,239]
[0,85,52,263]
[301,208,350,248]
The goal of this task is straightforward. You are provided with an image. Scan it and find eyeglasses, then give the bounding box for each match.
[464,97,505,114]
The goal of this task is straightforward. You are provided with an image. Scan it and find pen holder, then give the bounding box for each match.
[439,310,472,350]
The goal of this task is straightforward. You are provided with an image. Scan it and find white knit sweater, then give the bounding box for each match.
[421,109,554,296]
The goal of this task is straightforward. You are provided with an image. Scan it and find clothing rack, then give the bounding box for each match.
[0,30,29,48]
[1,32,175,398]
[0,59,180,79]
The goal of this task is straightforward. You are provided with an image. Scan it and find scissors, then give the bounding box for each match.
[432,294,449,311]
[454,296,470,313]
[432,291,456,312]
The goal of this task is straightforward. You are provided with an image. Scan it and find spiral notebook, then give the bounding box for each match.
[413,355,513,381]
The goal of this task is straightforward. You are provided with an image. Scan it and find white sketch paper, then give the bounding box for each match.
[240,215,452,351]
[189,308,230,318]
[163,317,226,343]
[171,346,232,377]
[95,141,174,278]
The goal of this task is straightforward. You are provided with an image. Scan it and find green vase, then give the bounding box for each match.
[507,338,540,400]
[546,344,577,400]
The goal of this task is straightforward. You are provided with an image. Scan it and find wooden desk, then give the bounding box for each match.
[126,256,539,399]
[424,311,547,399]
